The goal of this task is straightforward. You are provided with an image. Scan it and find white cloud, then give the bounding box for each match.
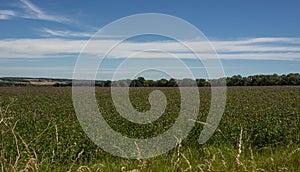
[0,37,299,60]
[0,10,17,19]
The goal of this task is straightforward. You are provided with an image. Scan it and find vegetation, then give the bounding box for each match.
[0,86,299,171]
[1,73,300,87]
[113,73,300,87]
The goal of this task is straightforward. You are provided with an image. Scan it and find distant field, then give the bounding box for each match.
[0,86,299,171]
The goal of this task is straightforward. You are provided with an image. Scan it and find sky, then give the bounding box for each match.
[0,0,300,80]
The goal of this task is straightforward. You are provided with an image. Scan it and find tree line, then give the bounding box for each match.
[90,73,300,87]
[2,73,300,87]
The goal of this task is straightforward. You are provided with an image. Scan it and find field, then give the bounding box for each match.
[0,86,299,171]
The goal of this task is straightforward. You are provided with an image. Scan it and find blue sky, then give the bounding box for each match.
[0,0,300,80]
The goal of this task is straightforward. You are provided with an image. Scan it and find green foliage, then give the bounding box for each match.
[1,73,300,87]
[0,87,299,171]
[107,73,300,87]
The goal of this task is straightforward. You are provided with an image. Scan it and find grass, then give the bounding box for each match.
[0,86,299,171]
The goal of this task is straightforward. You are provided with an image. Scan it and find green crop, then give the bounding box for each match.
[0,86,299,171]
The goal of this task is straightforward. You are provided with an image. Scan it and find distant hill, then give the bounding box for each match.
[0,77,108,87]
[0,77,73,86]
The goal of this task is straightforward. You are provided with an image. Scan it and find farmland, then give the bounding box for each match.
[0,86,299,171]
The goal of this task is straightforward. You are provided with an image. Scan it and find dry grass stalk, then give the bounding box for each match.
[29,121,52,145]
[20,158,38,172]
[68,149,84,172]
[180,152,192,172]
[236,126,243,166]
[172,136,182,171]
[12,120,20,171]
[288,147,300,157]
[236,126,247,171]
[77,165,91,172]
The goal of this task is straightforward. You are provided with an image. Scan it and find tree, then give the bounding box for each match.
[157,79,168,87]
[286,73,300,85]
[196,79,209,87]
[104,80,111,87]
[227,75,245,86]
[137,77,145,86]
[168,78,177,87]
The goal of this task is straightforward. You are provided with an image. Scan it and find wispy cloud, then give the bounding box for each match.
[19,0,70,23]
[0,10,17,19]
[41,28,94,38]
[0,37,299,60]
[40,28,126,39]
[0,0,71,23]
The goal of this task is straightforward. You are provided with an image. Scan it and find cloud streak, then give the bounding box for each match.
[41,28,126,39]
[0,0,71,23]
[41,28,94,38]
[19,0,70,22]
[0,37,299,60]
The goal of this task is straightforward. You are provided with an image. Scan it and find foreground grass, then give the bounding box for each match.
[0,86,299,171]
